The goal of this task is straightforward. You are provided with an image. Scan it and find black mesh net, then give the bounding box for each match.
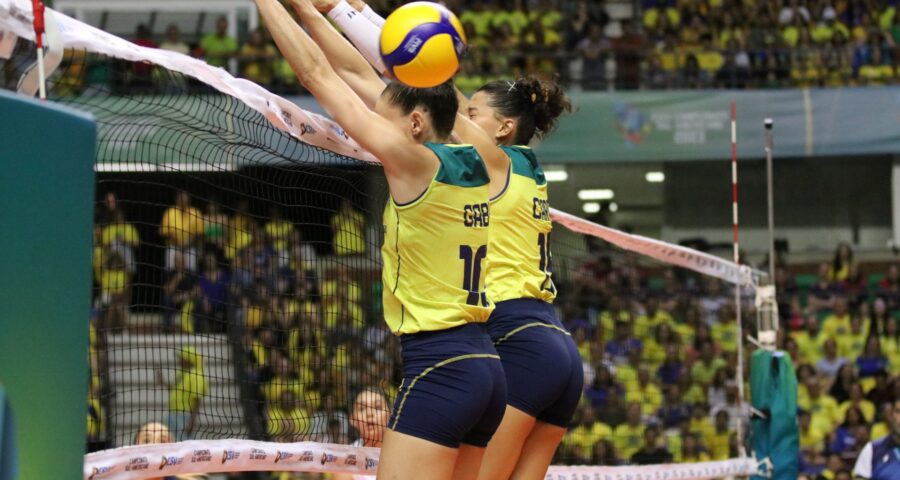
[2,37,751,472]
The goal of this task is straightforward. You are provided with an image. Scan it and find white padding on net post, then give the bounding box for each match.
[0,0,377,164]
[83,439,758,480]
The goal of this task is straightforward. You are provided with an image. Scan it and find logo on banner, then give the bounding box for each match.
[280,109,293,127]
[222,450,241,464]
[88,465,113,479]
[331,124,349,140]
[275,451,294,463]
[613,101,651,147]
[125,456,150,472]
[191,449,212,463]
[365,457,378,470]
[321,452,337,465]
[300,122,317,136]
[300,450,315,462]
[250,448,268,461]
[159,455,183,470]
[345,454,358,466]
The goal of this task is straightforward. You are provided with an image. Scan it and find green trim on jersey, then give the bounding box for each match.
[427,142,491,188]
[502,145,546,185]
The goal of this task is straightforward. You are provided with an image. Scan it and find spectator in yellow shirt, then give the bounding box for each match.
[613,402,646,460]
[859,48,896,85]
[801,380,840,432]
[157,346,207,441]
[839,315,869,360]
[799,409,826,454]
[634,297,673,341]
[562,403,613,459]
[239,28,278,86]
[267,389,310,442]
[707,410,732,460]
[823,296,853,338]
[837,383,876,423]
[711,304,738,353]
[829,243,854,282]
[331,198,366,255]
[100,209,139,275]
[794,314,828,365]
[98,251,130,329]
[160,190,203,271]
[625,368,663,417]
[677,433,710,463]
[691,340,727,387]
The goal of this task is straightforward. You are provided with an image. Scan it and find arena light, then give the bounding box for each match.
[577,189,614,201]
[582,202,601,213]
[645,171,665,183]
[609,202,619,212]
[544,167,568,182]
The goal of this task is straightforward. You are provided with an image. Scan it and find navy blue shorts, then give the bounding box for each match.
[487,298,583,428]
[388,323,507,448]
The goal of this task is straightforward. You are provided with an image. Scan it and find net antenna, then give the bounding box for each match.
[756,118,779,351]
[17,0,61,99]
[730,101,749,457]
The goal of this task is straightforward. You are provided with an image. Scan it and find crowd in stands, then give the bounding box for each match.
[87,189,899,476]
[97,0,900,93]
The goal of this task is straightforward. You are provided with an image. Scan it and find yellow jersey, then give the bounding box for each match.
[486,146,555,304]
[382,143,493,334]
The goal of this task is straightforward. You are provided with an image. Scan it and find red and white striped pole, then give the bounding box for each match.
[31,0,46,100]
[731,101,747,456]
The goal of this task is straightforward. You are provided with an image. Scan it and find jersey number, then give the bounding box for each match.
[537,233,556,294]
[459,245,488,306]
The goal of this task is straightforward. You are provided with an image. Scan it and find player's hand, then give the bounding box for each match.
[347,0,365,11]
[306,0,340,13]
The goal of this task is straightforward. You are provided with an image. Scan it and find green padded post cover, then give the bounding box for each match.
[0,89,96,480]
[751,349,800,480]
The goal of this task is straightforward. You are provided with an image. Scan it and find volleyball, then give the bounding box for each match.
[379,2,467,88]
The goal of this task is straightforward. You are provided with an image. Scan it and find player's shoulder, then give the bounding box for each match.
[501,145,545,185]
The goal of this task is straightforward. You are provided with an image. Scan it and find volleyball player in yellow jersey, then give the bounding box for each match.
[253,1,512,479]
[464,79,581,480]
[287,1,580,477]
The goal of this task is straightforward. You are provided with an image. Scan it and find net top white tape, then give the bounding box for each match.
[82,438,758,480]
[0,0,756,288]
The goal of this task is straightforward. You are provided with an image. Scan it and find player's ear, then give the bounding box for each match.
[409,110,426,137]
[497,117,516,141]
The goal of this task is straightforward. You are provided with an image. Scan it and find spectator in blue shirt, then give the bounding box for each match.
[605,319,643,365]
[853,398,900,479]
[856,336,889,378]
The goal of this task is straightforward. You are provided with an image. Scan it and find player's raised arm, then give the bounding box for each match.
[290,0,386,108]
[252,0,436,199]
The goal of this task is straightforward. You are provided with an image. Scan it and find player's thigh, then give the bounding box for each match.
[377,428,458,480]
[476,406,536,480]
[509,421,567,480]
[452,443,488,480]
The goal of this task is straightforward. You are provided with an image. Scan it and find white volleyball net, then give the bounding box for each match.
[0,1,761,478]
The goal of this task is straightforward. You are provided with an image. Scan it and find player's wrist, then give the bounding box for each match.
[326,0,355,20]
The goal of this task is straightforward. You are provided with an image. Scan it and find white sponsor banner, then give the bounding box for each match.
[84,439,757,480]
[0,0,756,288]
[84,439,380,479]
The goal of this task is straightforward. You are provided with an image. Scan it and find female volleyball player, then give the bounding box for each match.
[253,1,510,479]
[292,1,581,478]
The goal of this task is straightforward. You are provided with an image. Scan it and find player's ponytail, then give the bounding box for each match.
[476,76,573,145]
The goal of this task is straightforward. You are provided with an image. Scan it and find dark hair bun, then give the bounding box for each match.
[514,76,573,140]
[475,76,573,144]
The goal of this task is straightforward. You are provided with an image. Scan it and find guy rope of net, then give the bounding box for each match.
[0,1,761,478]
